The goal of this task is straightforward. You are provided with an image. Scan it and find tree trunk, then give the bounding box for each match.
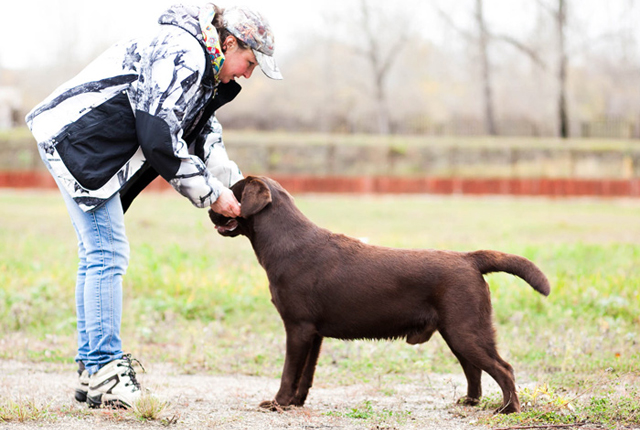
[476,0,497,136]
[360,0,392,135]
[557,0,569,138]
[374,71,391,135]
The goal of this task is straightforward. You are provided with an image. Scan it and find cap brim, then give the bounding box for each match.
[254,50,283,80]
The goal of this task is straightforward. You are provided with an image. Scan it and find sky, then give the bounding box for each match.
[0,0,343,69]
[0,0,637,70]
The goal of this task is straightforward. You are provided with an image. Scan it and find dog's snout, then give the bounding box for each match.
[208,208,227,224]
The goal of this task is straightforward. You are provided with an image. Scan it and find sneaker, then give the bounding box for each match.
[86,354,144,409]
[75,362,90,403]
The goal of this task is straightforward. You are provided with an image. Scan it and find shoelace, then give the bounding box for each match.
[118,353,145,390]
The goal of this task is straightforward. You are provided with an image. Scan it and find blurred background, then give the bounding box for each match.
[1,0,640,193]
[2,0,640,137]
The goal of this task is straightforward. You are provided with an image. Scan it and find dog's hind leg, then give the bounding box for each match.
[440,330,520,414]
[486,354,519,414]
[261,323,319,410]
[449,350,482,406]
[292,334,323,406]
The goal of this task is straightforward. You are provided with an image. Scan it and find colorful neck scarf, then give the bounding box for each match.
[199,5,225,84]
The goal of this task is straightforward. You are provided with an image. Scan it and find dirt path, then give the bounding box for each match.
[1,360,497,429]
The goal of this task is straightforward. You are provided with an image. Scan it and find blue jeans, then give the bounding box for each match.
[52,176,129,375]
[61,189,129,374]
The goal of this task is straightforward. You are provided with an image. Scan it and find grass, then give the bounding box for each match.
[132,394,172,422]
[325,399,413,425]
[479,376,640,429]
[0,397,54,422]
[1,189,639,427]
[0,394,173,424]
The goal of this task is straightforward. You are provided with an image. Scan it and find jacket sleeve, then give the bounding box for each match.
[132,31,225,208]
[199,116,243,187]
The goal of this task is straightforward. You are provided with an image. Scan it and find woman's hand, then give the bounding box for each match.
[210,188,241,218]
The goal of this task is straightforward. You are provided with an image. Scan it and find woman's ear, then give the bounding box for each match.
[222,35,236,53]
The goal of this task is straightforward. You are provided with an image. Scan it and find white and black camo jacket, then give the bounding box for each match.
[25,5,243,213]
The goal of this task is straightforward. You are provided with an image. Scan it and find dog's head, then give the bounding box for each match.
[208,176,276,237]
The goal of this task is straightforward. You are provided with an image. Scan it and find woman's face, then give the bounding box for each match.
[218,36,258,84]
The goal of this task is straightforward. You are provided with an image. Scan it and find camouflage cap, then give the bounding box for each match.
[223,5,283,80]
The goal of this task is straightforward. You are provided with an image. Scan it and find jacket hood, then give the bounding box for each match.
[158,4,206,46]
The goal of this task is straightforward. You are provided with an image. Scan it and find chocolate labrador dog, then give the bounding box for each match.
[209,176,550,414]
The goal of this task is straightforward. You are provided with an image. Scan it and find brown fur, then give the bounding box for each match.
[209,176,551,414]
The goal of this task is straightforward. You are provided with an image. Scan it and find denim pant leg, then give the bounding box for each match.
[56,185,129,375]
[73,236,91,362]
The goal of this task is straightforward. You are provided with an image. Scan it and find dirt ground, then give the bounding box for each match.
[0,359,504,430]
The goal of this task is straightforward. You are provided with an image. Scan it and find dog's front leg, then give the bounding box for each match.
[292,334,323,406]
[260,323,317,410]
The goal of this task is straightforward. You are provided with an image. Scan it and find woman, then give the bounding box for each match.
[25,3,282,409]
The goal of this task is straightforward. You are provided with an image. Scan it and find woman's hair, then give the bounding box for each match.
[212,4,249,52]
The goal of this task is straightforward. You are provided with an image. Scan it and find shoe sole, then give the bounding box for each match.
[87,393,102,409]
[87,393,131,409]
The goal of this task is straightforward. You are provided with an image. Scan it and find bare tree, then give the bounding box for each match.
[357,0,410,134]
[475,0,497,135]
[435,1,498,135]
[527,0,569,137]
[490,0,569,138]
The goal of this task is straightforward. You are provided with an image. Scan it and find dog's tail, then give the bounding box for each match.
[467,250,550,296]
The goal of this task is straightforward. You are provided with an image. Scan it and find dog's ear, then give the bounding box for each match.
[240,177,272,217]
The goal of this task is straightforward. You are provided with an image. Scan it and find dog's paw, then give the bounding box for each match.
[259,400,279,411]
[291,395,307,407]
[259,400,292,412]
[494,403,520,415]
[457,396,480,406]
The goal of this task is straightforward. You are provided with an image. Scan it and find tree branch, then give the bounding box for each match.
[433,4,475,42]
[533,0,558,18]
[492,33,548,70]
[379,31,410,74]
